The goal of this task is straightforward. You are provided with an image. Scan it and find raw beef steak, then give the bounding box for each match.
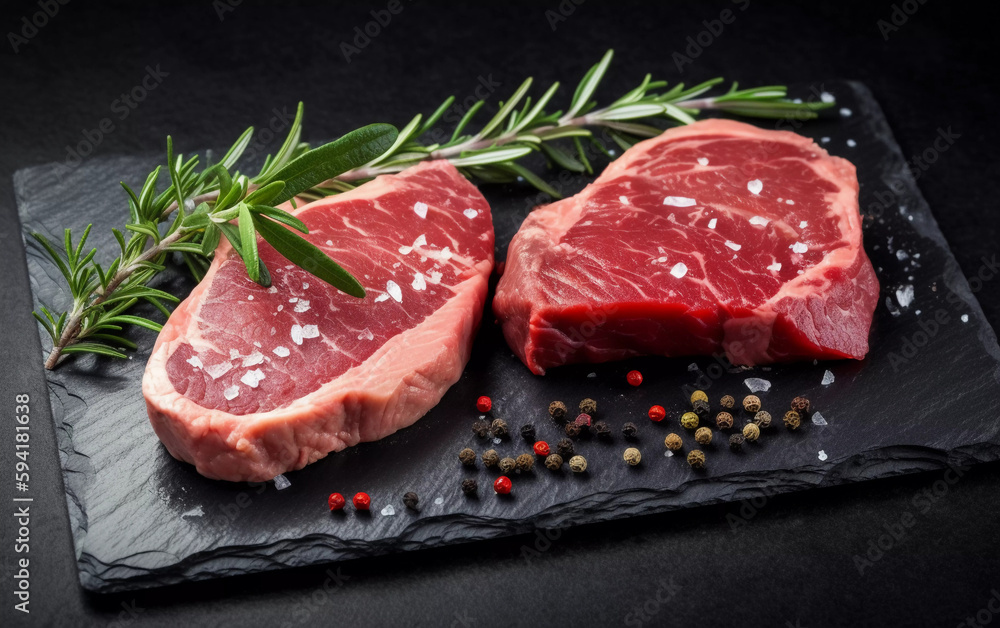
[143,161,494,481]
[494,119,879,375]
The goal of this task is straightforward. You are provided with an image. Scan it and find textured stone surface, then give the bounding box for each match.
[17,82,1000,593]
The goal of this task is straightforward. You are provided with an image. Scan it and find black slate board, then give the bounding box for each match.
[15,81,1000,593]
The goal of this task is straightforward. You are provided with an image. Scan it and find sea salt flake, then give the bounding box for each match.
[747,179,763,195]
[302,283,309,290]
[241,351,264,367]
[386,280,403,302]
[293,299,311,313]
[326,240,333,246]
[427,271,443,284]
[463,208,479,219]
[241,369,265,388]
[687,363,699,372]
[619,195,630,205]
[697,157,709,166]
[708,218,717,229]
[412,273,427,291]
[493,438,502,445]
[744,377,771,393]
[895,284,914,308]
[664,450,674,458]
[812,411,828,426]
[273,346,290,357]
[291,325,304,345]
[840,107,852,117]
[670,262,688,278]
[799,221,808,228]
[267,286,278,293]
[786,199,795,205]
[749,215,770,226]
[818,450,828,461]
[357,328,374,341]
[273,474,291,490]
[374,293,389,303]
[434,497,444,505]
[301,325,319,339]
[846,139,857,147]
[223,385,240,400]
[821,136,831,143]
[277,304,284,312]
[725,240,742,251]
[587,372,597,378]
[289,297,298,303]
[206,362,233,380]
[186,356,204,369]
[663,196,697,207]
[413,201,428,218]
[181,505,204,518]
[229,349,241,359]
[821,91,835,103]
[791,242,809,254]
[247,295,254,300]
[821,370,835,386]
[767,262,782,272]
[381,505,396,516]
[961,314,969,323]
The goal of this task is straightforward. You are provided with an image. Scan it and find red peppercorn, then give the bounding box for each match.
[493,476,512,495]
[476,396,492,413]
[627,370,643,386]
[533,441,550,456]
[328,492,346,511]
[648,405,666,422]
[352,492,371,510]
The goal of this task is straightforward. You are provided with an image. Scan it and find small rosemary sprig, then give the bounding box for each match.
[33,108,397,369]
[309,49,833,198]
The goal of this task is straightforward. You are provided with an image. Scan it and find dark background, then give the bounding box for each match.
[2,1,999,626]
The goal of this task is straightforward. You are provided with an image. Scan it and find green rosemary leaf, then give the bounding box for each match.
[573,137,592,175]
[86,334,138,350]
[419,96,455,136]
[60,343,129,359]
[166,242,205,255]
[250,204,307,233]
[539,143,585,173]
[252,214,364,297]
[368,115,421,167]
[534,126,592,141]
[450,100,484,142]
[244,180,286,206]
[449,146,534,167]
[181,211,211,230]
[166,136,186,214]
[32,311,56,341]
[125,222,161,243]
[256,102,304,181]
[501,162,562,198]
[238,203,262,284]
[101,314,163,332]
[478,78,533,139]
[217,222,244,259]
[137,167,161,217]
[201,223,221,256]
[567,49,614,120]
[31,232,73,287]
[220,127,254,170]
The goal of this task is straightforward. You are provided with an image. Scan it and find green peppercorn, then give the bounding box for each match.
[569,455,588,473]
[680,412,699,430]
[743,395,761,414]
[545,454,563,470]
[593,420,611,438]
[556,438,575,458]
[742,423,760,442]
[491,418,509,439]
[692,399,710,418]
[664,433,683,451]
[622,422,639,439]
[481,449,500,468]
[687,449,706,469]
[520,423,536,441]
[499,457,516,474]
[461,479,478,496]
[790,396,811,415]
[715,412,734,430]
[459,447,476,466]
[753,411,772,429]
[695,427,713,446]
[403,492,419,510]
[565,422,581,437]
[690,390,709,405]
[783,410,802,430]
[515,453,535,471]
[472,419,490,438]
[579,398,598,415]
[623,447,642,466]
[720,394,735,410]
[548,400,568,422]
[729,434,745,452]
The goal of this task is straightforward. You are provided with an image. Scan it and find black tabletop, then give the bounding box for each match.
[2,1,999,626]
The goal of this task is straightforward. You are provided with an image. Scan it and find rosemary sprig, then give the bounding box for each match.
[312,49,833,197]
[33,107,397,369]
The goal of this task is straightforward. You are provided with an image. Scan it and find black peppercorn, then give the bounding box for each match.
[403,492,419,510]
[729,434,745,452]
[515,453,535,471]
[622,422,638,439]
[593,420,611,438]
[491,418,509,439]
[716,412,734,430]
[687,449,706,469]
[753,411,772,429]
[459,447,476,466]
[664,433,683,451]
[783,410,802,430]
[565,422,581,437]
[692,399,710,418]
[720,394,735,410]
[499,457,516,474]
[520,423,536,442]
[548,400,568,422]
[579,398,598,415]
[790,396,811,415]
[556,438,575,458]
[461,479,478,496]
[545,454,563,470]
[472,419,490,438]
[482,449,500,468]
[695,427,713,446]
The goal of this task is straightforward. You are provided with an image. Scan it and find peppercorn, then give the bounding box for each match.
[461,478,478,496]
[742,423,760,442]
[687,450,706,469]
[692,399,710,418]
[716,412,734,430]
[753,411,772,429]
[459,447,476,466]
[402,492,419,510]
[564,422,581,437]
[493,476,512,495]
[328,492,346,511]
[743,395,761,414]
[622,422,639,439]
[579,398,598,415]
[690,390,709,405]
[729,433,745,452]
[548,400,568,422]
[533,441,550,456]
[545,454,564,470]
[626,370,643,386]
[482,449,500,468]
[516,453,535,472]
[353,492,371,510]
[648,405,666,422]
[476,396,492,413]
[499,457,516,474]
[695,426,713,446]
[680,412,699,430]
[720,394,735,410]
[623,447,642,466]
[591,421,609,439]
[520,423,536,442]
[783,410,802,430]
[664,433,683,451]
[556,438,575,458]
[569,455,588,473]
[491,418,509,439]
[575,413,592,430]
[472,419,490,438]
[790,396,811,415]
